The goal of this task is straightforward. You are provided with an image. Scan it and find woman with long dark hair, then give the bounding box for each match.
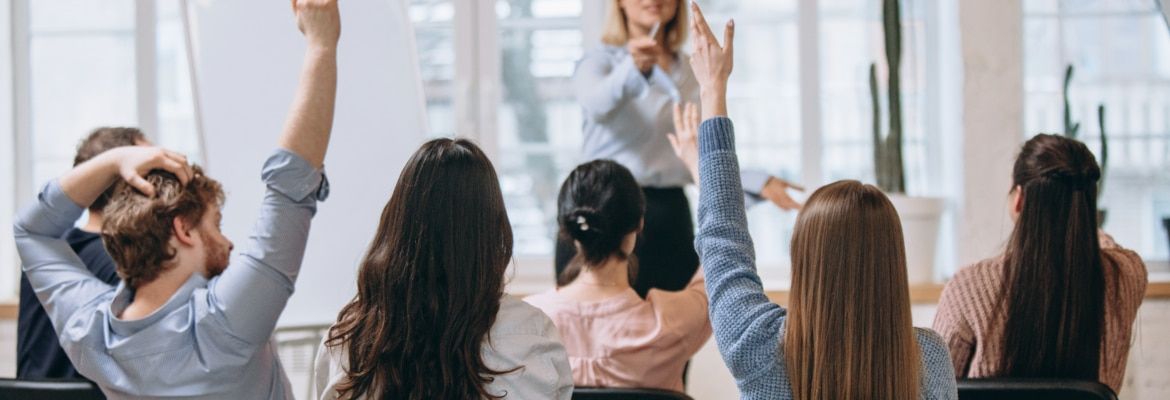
[671,4,957,398]
[933,134,1147,393]
[526,157,711,392]
[313,139,573,400]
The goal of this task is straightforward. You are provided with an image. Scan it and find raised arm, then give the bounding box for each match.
[676,3,787,381]
[205,0,341,345]
[16,147,192,332]
[278,0,341,168]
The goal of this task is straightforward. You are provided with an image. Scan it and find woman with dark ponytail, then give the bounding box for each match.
[934,134,1148,393]
[525,159,711,392]
[314,139,573,400]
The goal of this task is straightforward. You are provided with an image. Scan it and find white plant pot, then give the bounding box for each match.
[888,195,945,284]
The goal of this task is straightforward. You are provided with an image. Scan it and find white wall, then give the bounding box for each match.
[190,0,427,326]
[956,0,1021,266]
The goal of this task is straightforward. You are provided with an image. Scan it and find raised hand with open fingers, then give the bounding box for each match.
[668,102,702,184]
[688,1,734,120]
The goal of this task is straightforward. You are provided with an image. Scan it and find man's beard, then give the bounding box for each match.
[203,236,230,278]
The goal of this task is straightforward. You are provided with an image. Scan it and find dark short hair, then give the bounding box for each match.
[101,166,224,289]
[74,127,147,212]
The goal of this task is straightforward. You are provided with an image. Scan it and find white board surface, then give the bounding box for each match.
[189,0,427,326]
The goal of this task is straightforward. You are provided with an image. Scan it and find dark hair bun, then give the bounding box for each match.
[556,160,646,270]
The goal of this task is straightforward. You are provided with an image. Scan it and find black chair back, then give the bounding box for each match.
[572,387,693,400]
[0,378,105,400]
[958,378,1117,400]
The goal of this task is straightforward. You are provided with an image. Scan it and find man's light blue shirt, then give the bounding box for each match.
[13,149,329,399]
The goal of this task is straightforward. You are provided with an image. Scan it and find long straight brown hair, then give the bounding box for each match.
[998,133,1104,379]
[325,139,516,400]
[785,180,920,399]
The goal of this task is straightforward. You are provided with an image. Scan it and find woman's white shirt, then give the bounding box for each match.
[313,295,574,399]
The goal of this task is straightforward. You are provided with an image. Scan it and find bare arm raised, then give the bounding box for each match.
[206,0,342,345]
[279,0,341,168]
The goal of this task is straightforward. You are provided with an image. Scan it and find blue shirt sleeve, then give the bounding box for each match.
[694,117,788,383]
[14,181,117,336]
[204,149,329,346]
[574,48,651,120]
[916,328,960,400]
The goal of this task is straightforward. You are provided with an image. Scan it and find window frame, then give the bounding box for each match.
[1,0,173,299]
[1,0,20,301]
[1022,1,1170,264]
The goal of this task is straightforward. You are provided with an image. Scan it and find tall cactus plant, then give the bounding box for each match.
[1061,64,1109,198]
[1098,104,1108,197]
[1063,65,1081,139]
[870,0,905,194]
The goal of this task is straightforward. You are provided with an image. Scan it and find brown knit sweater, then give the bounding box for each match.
[932,232,1148,393]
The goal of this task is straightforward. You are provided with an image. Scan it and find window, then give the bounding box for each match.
[496,0,585,255]
[409,0,959,287]
[1024,0,1170,266]
[820,0,935,190]
[408,0,456,137]
[409,0,587,265]
[27,0,139,193]
[700,1,801,281]
[2,0,202,299]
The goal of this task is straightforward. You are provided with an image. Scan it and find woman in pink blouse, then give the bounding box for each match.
[526,158,711,392]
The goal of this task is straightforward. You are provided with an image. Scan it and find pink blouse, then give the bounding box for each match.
[524,273,711,392]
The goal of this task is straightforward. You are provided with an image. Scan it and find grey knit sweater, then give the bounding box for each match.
[694,117,959,399]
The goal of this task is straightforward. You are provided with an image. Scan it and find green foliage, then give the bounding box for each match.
[870,0,905,194]
[1063,65,1080,138]
[1061,64,1109,199]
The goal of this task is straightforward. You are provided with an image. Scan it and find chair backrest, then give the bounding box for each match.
[274,323,332,400]
[572,387,694,400]
[957,378,1117,400]
[0,378,105,400]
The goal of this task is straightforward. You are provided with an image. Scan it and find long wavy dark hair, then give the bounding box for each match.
[998,133,1105,380]
[325,138,516,399]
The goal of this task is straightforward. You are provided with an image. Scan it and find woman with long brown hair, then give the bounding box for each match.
[313,139,573,399]
[933,134,1147,393]
[671,4,957,398]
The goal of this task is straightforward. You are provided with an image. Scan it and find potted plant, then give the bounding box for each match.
[1060,65,1110,226]
[869,0,944,284]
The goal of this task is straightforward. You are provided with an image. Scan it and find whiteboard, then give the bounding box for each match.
[188,0,428,325]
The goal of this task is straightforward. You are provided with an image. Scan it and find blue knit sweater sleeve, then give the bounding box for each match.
[916,328,960,399]
[695,117,788,391]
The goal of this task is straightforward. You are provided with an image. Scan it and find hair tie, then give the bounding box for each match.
[1046,170,1096,192]
[576,215,590,232]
